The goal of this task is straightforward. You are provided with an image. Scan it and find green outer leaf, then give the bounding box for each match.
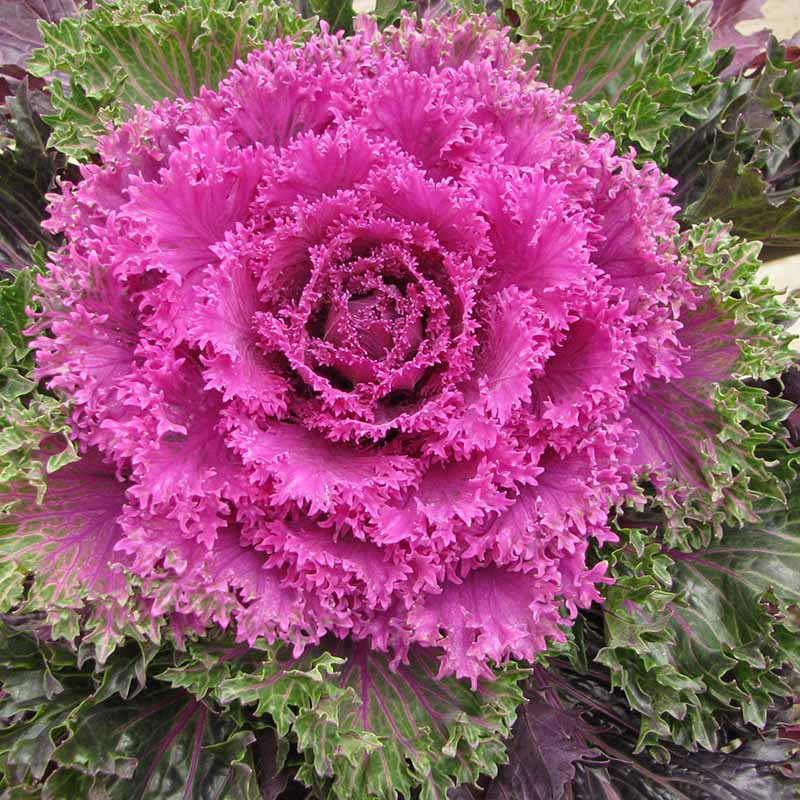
[0,267,36,362]
[0,266,110,669]
[683,220,797,382]
[371,0,414,28]
[27,0,315,160]
[157,637,252,700]
[0,623,262,799]
[216,644,358,737]
[0,0,80,73]
[217,641,526,800]
[51,694,259,799]
[0,263,80,623]
[599,493,800,754]
[0,623,92,788]
[3,627,525,800]
[594,218,800,752]
[506,0,720,163]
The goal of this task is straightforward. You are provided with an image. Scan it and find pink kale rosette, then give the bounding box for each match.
[32,15,694,684]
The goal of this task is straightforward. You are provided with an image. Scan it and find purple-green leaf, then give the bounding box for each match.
[670,41,800,247]
[599,492,800,753]
[25,0,314,159]
[216,640,527,800]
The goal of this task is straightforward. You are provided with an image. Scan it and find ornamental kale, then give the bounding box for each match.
[0,0,799,798]
[12,11,756,688]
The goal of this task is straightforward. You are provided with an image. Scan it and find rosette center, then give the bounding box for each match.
[282,237,449,398]
[321,267,425,375]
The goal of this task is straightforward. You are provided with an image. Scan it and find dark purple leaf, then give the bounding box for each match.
[0,78,67,270]
[0,0,80,71]
[486,690,597,800]
[252,727,290,800]
[536,657,800,800]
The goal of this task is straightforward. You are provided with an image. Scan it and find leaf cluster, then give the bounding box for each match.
[670,39,800,248]
[0,624,527,800]
[501,0,722,163]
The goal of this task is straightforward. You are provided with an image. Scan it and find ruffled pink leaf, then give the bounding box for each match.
[122,361,248,544]
[407,564,604,687]
[200,525,312,652]
[367,13,523,77]
[473,167,596,299]
[583,143,686,319]
[359,65,476,174]
[258,124,390,211]
[128,128,267,279]
[227,415,419,514]
[473,288,553,423]
[211,35,351,149]
[189,259,291,416]
[125,127,267,338]
[260,519,411,619]
[532,299,630,428]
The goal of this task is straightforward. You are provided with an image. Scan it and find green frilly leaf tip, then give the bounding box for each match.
[213,641,526,800]
[501,0,722,164]
[26,0,317,161]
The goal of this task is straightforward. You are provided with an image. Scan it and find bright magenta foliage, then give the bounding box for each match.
[32,14,698,684]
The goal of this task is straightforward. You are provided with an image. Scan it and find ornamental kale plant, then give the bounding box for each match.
[28,13,698,684]
[1,1,799,799]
